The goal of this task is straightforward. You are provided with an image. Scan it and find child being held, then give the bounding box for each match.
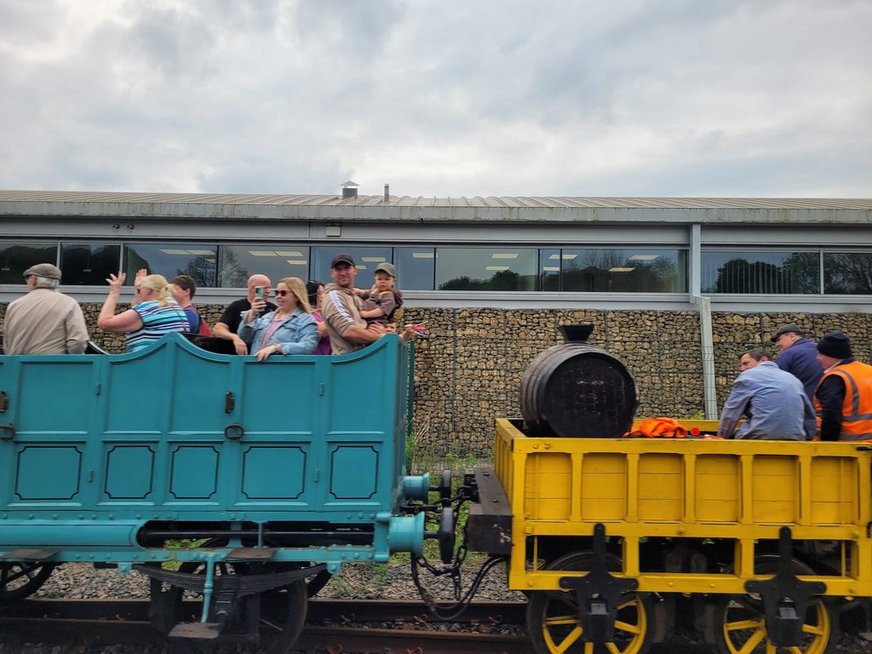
[357,262,404,328]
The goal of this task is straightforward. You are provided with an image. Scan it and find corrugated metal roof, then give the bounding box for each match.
[1,190,871,210]
[1,190,871,228]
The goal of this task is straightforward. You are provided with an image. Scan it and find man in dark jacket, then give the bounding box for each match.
[814,332,872,441]
[771,324,823,402]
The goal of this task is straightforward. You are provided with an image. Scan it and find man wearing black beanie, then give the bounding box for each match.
[814,332,872,440]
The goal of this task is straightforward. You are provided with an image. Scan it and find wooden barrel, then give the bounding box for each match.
[519,331,638,438]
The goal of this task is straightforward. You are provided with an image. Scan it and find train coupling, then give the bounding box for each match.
[402,469,453,506]
[464,465,512,556]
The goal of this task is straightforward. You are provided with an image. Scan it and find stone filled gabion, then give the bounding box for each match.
[4,302,872,455]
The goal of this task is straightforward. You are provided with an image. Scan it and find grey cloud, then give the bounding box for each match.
[293,0,405,61]
[0,0,870,197]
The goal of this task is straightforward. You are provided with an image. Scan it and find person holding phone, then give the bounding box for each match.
[237,277,318,361]
[211,274,276,354]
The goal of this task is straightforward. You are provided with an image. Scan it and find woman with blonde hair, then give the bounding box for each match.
[98,271,188,352]
[238,277,318,361]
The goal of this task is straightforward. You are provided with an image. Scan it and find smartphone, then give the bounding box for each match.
[254,286,265,298]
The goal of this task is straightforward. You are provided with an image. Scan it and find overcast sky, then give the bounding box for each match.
[1,0,870,198]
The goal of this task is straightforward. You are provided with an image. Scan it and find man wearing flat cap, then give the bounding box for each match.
[321,253,387,355]
[771,323,823,402]
[3,263,89,355]
[814,332,872,441]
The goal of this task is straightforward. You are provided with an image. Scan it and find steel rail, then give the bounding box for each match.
[0,598,531,653]
[0,597,528,623]
[0,598,770,653]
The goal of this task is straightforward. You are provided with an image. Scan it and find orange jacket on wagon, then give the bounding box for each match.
[814,360,872,440]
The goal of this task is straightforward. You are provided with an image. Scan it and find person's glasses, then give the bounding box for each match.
[274,289,289,297]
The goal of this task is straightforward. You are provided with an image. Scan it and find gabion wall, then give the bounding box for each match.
[3,301,872,455]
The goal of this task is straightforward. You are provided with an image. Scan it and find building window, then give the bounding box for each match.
[559,248,686,292]
[0,242,59,284]
[539,249,561,291]
[311,246,393,289]
[123,243,217,287]
[701,251,819,294]
[436,247,538,291]
[217,245,310,287]
[60,243,121,285]
[824,252,872,294]
[394,247,435,290]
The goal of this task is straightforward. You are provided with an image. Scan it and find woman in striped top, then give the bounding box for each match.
[98,272,188,352]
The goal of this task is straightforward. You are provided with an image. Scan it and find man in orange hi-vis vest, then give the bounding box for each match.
[814,331,872,441]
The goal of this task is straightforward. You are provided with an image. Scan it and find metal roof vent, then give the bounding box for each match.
[341,180,359,198]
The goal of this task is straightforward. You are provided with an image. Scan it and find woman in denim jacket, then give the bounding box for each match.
[237,277,318,360]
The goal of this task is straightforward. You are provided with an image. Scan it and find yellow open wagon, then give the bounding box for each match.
[470,418,872,654]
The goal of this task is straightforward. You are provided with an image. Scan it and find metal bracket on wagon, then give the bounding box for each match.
[465,466,512,556]
[0,423,14,441]
[744,526,827,648]
[558,523,639,645]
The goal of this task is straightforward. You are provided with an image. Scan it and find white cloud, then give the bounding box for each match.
[0,0,869,197]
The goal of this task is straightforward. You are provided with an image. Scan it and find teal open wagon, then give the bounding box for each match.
[0,333,442,651]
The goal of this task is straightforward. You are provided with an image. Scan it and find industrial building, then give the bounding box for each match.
[2,189,871,451]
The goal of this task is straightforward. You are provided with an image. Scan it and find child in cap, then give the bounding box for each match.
[357,262,404,328]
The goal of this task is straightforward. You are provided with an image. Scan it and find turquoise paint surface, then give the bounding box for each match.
[0,333,417,557]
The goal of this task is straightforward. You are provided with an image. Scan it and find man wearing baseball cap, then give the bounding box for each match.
[3,263,89,354]
[321,253,387,354]
[814,331,872,440]
[770,323,822,402]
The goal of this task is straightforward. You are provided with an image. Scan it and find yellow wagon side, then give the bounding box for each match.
[487,418,872,653]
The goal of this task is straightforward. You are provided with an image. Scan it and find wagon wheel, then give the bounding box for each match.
[708,557,831,654]
[175,560,308,654]
[0,561,55,602]
[304,568,332,598]
[526,551,656,654]
[257,577,308,653]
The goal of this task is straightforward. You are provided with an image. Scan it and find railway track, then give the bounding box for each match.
[1,598,531,653]
[0,597,529,624]
[0,597,719,653]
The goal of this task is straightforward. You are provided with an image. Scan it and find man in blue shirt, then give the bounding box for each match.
[771,324,823,402]
[718,348,816,440]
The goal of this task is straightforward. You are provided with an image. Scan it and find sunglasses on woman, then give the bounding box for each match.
[274,289,289,297]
